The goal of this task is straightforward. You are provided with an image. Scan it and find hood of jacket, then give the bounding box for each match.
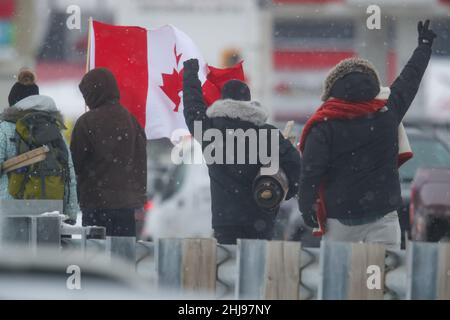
[79,68,120,109]
[1,95,64,125]
[206,99,268,126]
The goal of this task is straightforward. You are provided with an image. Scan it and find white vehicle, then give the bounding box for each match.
[142,138,213,240]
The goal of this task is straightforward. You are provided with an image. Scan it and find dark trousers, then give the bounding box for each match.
[214,225,273,245]
[82,208,136,237]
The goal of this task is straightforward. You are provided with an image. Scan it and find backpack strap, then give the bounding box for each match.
[16,170,30,199]
[63,163,70,215]
[40,171,47,199]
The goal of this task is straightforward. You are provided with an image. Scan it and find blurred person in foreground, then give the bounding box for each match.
[298,20,436,249]
[0,69,79,224]
[71,68,147,237]
[182,59,301,245]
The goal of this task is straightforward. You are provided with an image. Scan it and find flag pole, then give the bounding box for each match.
[86,17,93,74]
[84,17,93,113]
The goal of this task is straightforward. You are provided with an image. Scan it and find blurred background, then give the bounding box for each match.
[2,0,450,122]
[1,0,450,243]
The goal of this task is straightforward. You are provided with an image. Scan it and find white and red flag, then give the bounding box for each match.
[87,20,245,140]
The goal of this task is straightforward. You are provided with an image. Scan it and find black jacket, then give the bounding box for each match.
[183,64,301,228]
[299,44,432,223]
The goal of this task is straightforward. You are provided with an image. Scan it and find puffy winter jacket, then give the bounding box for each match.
[183,62,301,229]
[0,95,79,220]
[299,44,432,224]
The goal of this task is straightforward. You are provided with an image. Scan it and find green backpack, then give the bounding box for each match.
[8,112,70,203]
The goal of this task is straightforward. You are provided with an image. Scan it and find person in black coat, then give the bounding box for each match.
[298,20,436,249]
[183,59,301,245]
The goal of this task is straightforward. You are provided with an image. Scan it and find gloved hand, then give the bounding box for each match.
[302,213,319,229]
[418,20,437,47]
[183,59,199,73]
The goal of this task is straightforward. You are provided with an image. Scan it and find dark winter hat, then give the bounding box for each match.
[8,69,40,107]
[221,80,251,102]
[329,72,381,102]
[79,68,120,109]
[322,58,381,102]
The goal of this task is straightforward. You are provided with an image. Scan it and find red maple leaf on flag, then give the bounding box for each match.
[160,46,184,112]
[160,45,246,112]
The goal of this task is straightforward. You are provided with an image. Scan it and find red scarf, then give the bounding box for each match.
[299,98,411,237]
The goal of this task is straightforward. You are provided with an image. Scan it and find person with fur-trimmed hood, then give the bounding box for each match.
[183,59,301,245]
[0,69,79,224]
[298,20,436,249]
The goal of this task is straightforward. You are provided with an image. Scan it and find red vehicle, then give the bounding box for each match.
[410,167,450,242]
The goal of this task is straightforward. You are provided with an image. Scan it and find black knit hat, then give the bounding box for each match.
[8,69,39,107]
[330,72,380,102]
[221,80,251,102]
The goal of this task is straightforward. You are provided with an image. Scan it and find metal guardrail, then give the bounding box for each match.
[64,238,450,300]
[62,239,407,300]
[2,209,450,300]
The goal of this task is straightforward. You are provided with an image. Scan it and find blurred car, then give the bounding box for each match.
[398,128,450,246]
[142,137,213,241]
[409,167,450,242]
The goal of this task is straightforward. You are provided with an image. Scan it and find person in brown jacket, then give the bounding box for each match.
[71,68,147,237]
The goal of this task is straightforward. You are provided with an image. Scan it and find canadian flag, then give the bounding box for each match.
[88,20,245,140]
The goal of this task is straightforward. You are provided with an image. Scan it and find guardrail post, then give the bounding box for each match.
[236,239,301,300]
[2,216,61,249]
[348,243,386,300]
[319,241,385,300]
[157,238,182,289]
[0,200,63,249]
[437,243,450,300]
[157,238,217,294]
[264,241,301,299]
[406,242,450,300]
[2,217,32,245]
[106,236,136,264]
[318,241,350,300]
[236,239,266,299]
[36,216,61,247]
